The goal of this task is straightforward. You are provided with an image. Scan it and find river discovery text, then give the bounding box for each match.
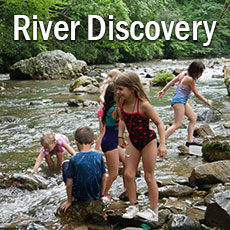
[14,15,217,47]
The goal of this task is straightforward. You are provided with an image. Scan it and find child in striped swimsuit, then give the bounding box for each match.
[157,61,213,146]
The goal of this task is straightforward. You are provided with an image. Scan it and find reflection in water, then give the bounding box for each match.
[0,59,229,228]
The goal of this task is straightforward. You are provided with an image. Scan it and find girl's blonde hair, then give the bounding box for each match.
[114,71,149,102]
[41,132,56,145]
[102,69,120,87]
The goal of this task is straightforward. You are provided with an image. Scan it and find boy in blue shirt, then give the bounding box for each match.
[60,126,106,213]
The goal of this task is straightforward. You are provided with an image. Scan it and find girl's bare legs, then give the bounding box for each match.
[185,103,197,143]
[95,117,105,151]
[165,103,185,140]
[104,149,119,195]
[142,140,158,212]
[124,140,141,205]
[56,151,65,168]
[45,154,55,168]
[118,146,126,189]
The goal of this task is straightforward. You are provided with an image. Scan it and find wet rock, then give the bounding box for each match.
[205,190,230,230]
[177,145,189,155]
[202,141,230,162]
[10,50,87,80]
[151,70,173,87]
[224,123,230,129]
[193,123,214,138]
[0,116,16,124]
[57,200,107,226]
[204,183,230,205]
[189,160,230,188]
[224,64,230,96]
[107,209,167,229]
[0,173,48,190]
[159,184,194,198]
[69,76,100,94]
[203,135,230,144]
[197,110,220,123]
[67,99,98,107]
[168,214,201,230]
[173,68,183,76]
[212,74,224,78]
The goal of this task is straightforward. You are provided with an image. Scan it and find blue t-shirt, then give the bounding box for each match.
[66,151,106,200]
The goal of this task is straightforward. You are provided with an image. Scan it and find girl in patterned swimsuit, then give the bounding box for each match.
[157,61,213,146]
[31,132,76,174]
[114,71,167,221]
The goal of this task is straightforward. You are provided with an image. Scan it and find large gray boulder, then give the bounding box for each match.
[189,160,230,188]
[9,50,87,80]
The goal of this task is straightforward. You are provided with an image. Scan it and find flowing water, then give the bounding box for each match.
[0,59,229,229]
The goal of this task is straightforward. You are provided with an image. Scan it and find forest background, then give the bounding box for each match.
[0,0,230,73]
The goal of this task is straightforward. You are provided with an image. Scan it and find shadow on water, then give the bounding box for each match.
[0,59,230,228]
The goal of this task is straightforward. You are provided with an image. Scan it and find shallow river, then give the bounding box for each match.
[0,58,229,229]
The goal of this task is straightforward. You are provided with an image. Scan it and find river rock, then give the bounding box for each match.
[69,76,100,94]
[56,200,106,225]
[202,141,230,162]
[224,64,230,96]
[204,190,230,230]
[197,110,220,123]
[177,145,189,155]
[193,123,214,138]
[212,74,224,78]
[67,99,98,107]
[224,123,230,129]
[168,214,201,230]
[173,68,183,76]
[107,209,168,229]
[189,160,230,188]
[9,50,87,80]
[159,184,194,198]
[151,70,174,86]
[0,172,48,190]
[0,116,16,124]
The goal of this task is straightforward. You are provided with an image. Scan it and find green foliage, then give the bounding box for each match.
[158,0,230,58]
[152,70,173,86]
[0,0,65,72]
[0,0,230,72]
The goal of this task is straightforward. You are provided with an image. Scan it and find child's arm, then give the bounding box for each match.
[118,119,126,148]
[143,101,167,157]
[62,141,76,156]
[98,84,108,104]
[190,80,213,107]
[31,152,45,174]
[60,178,73,213]
[157,73,183,98]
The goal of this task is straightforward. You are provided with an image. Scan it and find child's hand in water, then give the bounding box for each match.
[207,99,213,107]
[158,143,167,158]
[157,90,164,99]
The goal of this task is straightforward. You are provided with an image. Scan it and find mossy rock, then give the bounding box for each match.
[202,141,230,162]
[69,79,80,92]
[224,77,230,96]
[152,70,173,86]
